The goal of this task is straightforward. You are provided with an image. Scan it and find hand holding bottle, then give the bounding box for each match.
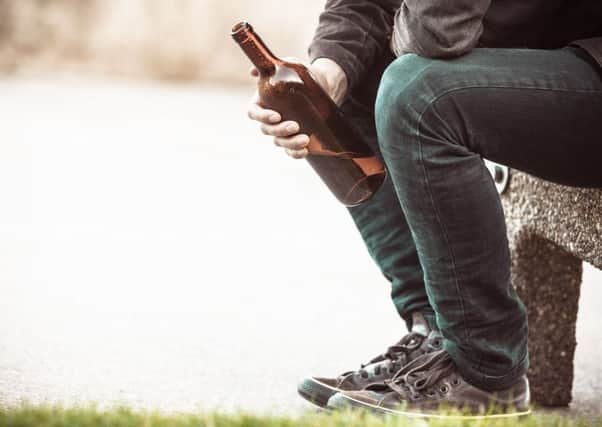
[233,21,384,206]
[247,57,348,159]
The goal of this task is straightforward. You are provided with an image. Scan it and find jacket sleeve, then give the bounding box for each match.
[308,0,399,91]
[391,0,491,58]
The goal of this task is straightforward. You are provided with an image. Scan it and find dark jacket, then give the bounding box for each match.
[308,0,602,93]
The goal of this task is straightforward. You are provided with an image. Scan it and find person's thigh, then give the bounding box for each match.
[373,47,602,386]
[383,47,602,187]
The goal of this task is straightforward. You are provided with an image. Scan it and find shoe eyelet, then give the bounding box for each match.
[432,339,442,348]
[439,384,450,394]
[451,378,461,386]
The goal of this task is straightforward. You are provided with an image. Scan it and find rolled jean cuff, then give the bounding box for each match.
[444,339,529,391]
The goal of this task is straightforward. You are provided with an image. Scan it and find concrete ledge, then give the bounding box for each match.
[502,171,602,406]
[503,172,602,269]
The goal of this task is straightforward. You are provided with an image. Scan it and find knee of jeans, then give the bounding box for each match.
[375,54,458,155]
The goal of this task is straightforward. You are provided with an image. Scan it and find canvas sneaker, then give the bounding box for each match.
[297,312,443,408]
[327,349,530,419]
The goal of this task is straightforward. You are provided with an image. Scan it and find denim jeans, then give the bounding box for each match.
[343,47,602,390]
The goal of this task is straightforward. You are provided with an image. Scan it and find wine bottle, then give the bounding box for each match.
[231,21,386,207]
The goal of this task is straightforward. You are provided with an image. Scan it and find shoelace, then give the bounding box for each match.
[385,350,456,398]
[357,332,425,379]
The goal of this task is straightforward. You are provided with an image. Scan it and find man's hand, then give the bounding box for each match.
[247,57,348,159]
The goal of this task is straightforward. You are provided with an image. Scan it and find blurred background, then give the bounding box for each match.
[0,0,601,417]
[0,0,321,81]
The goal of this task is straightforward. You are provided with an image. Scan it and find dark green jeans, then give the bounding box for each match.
[344,47,602,390]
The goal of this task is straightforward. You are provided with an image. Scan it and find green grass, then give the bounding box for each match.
[0,406,600,427]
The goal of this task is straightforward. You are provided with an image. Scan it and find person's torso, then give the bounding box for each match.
[481,0,602,49]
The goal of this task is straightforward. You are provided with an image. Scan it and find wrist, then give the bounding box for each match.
[311,57,349,105]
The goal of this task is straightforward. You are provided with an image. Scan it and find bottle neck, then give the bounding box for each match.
[231,22,278,76]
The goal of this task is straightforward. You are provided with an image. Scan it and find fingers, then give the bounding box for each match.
[285,148,309,159]
[247,90,281,123]
[260,121,300,137]
[245,64,307,160]
[248,101,281,124]
[276,134,309,159]
[273,133,309,150]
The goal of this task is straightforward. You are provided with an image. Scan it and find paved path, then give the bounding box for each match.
[0,77,600,416]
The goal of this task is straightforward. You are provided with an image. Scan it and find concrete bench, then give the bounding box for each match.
[496,168,602,406]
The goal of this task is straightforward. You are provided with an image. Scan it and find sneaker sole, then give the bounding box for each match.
[327,392,531,420]
[297,377,342,408]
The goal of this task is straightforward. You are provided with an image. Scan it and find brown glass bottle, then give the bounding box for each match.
[231,21,386,207]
